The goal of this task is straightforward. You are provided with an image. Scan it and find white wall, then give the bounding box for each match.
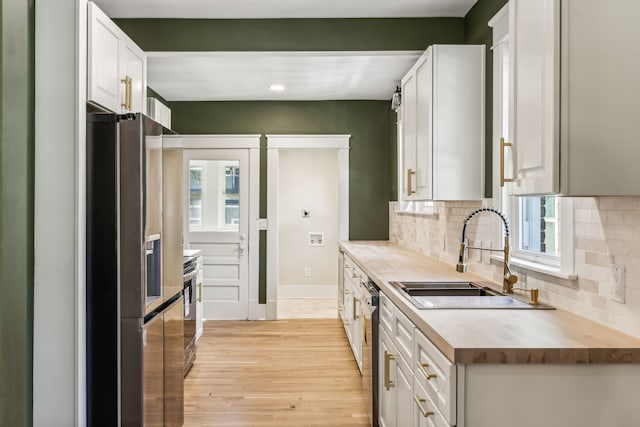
[277,150,339,298]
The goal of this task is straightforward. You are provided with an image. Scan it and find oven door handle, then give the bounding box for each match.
[183,270,198,282]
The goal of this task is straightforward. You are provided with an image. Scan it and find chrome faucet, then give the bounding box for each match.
[455,207,518,293]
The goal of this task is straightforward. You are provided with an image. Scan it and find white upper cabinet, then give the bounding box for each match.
[88,2,147,114]
[400,45,485,201]
[508,0,640,196]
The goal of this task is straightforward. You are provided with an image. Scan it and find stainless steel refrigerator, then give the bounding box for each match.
[86,110,184,426]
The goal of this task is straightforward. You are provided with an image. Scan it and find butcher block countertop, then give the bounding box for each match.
[340,241,640,365]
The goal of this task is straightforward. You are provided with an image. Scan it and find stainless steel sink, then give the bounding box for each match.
[389,281,554,310]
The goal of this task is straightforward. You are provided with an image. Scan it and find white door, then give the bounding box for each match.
[184,149,250,320]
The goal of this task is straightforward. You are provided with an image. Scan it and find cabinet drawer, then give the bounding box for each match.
[379,292,394,337]
[413,378,450,427]
[414,328,456,424]
[392,305,415,366]
[343,255,364,286]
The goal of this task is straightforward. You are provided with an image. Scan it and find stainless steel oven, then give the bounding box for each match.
[183,256,198,376]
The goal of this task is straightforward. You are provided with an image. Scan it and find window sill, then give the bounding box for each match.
[490,255,577,281]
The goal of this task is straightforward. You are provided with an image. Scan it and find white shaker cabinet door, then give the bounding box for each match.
[414,53,432,200]
[379,330,397,427]
[508,0,560,195]
[395,351,414,427]
[401,71,419,200]
[121,39,147,114]
[87,2,121,113]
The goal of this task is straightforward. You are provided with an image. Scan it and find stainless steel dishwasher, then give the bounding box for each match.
[361,280,379,427]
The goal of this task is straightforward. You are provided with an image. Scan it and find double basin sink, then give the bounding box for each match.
[390,281,554,310]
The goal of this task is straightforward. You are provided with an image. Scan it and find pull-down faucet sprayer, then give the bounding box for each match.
[455,207,518,293]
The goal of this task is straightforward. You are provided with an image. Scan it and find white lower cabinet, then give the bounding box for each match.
[341,254,364,372]
[379,329,412,427]
[413,380,449,427]
[414,328,456,424]
[195,255,204,341]
[380,291,640,427]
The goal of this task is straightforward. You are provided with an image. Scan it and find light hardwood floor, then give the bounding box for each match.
[277,298,339,319]
[184,319,369,427]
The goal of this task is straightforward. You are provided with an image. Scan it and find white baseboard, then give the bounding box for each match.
[266,300,278,320]
[248,299,266,320]
[277,284,337,299]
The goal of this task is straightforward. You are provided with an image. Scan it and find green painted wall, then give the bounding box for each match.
[464,0,509,198]
[172,100,393,237]
[115,18,465,51]
[1,0,35,425]
[171,101,394,302]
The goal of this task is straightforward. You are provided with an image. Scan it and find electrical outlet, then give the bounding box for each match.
[611,265,625,303]
[304,267,311,277]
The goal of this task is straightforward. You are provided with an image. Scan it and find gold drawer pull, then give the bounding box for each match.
[352,298,360,320]
[413,396,434,418]
[417,362,437,380]
[344,264,350,269]
[384,350,396,390]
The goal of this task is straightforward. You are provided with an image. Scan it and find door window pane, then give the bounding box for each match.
[189,167,202,225]
[188,160,240,232]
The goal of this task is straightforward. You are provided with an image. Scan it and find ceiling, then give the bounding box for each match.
[94,0,478,19]
[148,51,421,101]
[95,0,478,101]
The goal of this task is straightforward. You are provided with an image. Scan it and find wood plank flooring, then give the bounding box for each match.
[184,319,369,427]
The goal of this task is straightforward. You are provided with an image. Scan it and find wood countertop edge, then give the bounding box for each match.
[340,240,640,365]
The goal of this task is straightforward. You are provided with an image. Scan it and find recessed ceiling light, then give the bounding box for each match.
[270,84,285,92]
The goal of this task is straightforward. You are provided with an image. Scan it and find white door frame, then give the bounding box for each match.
[172,134,262,320]
[266,134,350,320]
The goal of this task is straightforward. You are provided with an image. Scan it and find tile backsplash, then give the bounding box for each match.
[389,198,640,338]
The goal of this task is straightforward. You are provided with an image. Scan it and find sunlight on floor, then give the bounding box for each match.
[277,298,338,319]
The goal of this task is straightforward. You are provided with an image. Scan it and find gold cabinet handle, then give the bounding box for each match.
[413,396,435,418]
[197,280,203,303]
[344,289,351,295]
[417,362,437,380]
[344,264,350,269]
[121,76,132,110]
[500,137,514,187]
[352,273,359,279]
[127,77,133,110]
[384,350,396,390]
[121,76,129,110]
[407,168,416,196]
[352,297,359,320]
